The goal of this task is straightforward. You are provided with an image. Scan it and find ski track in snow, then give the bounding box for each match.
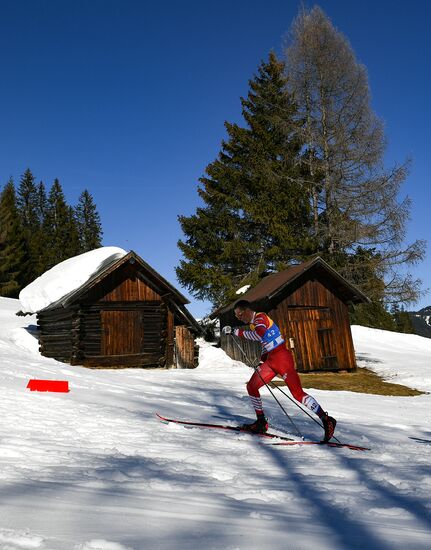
[0,298,431,549]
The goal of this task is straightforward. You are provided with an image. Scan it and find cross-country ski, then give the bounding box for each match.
[264,440,370,451]
[156,412,295,441]
[157,413,369,451]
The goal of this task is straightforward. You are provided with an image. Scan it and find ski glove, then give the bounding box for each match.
[222,326,239,336]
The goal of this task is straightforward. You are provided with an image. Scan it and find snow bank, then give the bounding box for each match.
[352,325,431,392]
[19,247,127,313]
[1,300,431,549]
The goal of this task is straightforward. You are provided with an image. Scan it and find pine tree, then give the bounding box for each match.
[391,304,414,334]
[16,169,42,283]
[177,52,310,306]
[349,301,396,331]
[36,181,48,226]
[75,189,103,252]
[30,181,49,276]
[17,169,39,229]
[66,206,82,258]
[0,179,29,296]
[285,6,425,305]
[44,179,79,267]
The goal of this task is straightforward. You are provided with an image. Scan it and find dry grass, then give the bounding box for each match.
[273,367,423,396]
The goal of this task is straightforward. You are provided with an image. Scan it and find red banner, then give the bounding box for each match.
[27,380,70,392]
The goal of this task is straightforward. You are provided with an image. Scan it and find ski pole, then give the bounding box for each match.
[266,381,342,444]
[230,335,304,439]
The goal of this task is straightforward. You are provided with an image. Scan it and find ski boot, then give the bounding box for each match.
[321,412,337,442]
[241,414,268,434]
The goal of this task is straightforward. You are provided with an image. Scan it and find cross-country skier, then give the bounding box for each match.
[222,299,337,442]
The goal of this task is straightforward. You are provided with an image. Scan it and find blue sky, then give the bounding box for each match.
[1,0,430,317]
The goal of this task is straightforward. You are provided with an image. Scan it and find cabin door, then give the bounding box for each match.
[287,307,338,372]
[101,310,143,355]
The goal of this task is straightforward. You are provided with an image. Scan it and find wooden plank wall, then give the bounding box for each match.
[175,326,197,369]
[166,310,175,367]
[273,279,356,372]
[74,264,169,368]
[220,333,261,366]
[218,311,261,365]
[85,263,161,302]
[76,301,166,368]
[101,310,142,355]
[273,304,329,371]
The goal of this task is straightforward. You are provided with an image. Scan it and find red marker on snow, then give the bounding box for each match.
[27,379,70,393]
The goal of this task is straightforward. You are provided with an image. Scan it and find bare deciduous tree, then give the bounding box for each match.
[284,6,425,304]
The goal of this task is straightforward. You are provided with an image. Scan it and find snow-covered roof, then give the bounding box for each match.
[18,247,200,332]
[236,284,251,295]
[19,247,128,314]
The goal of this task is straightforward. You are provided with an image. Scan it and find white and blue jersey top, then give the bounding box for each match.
[236,312,285,354]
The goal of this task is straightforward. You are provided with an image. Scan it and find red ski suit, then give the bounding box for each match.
[236,312,308,414]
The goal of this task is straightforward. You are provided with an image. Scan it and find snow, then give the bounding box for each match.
[18,247,127,313]
[1,296,431,549]
[236,285,251,295]
[352,325,431,392]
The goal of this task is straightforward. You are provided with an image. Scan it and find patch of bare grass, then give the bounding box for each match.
[274,367,423,396]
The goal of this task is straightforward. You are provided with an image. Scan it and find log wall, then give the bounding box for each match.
[38,261,196,369]
[38,306,78,363]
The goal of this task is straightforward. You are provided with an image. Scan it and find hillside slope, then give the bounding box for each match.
[0,298,430,550]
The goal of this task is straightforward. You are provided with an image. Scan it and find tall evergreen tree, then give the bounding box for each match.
[75,189,103,252]
[349,300,396,331]
[16,169,42,283]
[0,179,29,296]
[36,181,48,226]
[17,169,38,228]
[391,303,414,334]
[177,52,311,306]
[65,205,82,258]
[285,6,425,305]
[31,181,50,275]
[44,179,79,268]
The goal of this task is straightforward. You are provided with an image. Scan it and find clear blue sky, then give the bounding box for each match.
[1,0,430,317]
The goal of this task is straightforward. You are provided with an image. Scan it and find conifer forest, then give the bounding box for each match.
[0,168,103,298]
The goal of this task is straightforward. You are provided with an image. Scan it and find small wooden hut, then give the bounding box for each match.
[36,251,201,369]
[215,257,369,373]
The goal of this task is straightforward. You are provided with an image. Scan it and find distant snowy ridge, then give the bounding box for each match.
[408,305,431,338]
[19,246,127,314]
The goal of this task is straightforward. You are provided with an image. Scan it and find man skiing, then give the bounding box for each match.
[222,299,337,442]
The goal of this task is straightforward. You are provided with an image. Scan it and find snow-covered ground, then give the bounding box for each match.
[1,297,431,549]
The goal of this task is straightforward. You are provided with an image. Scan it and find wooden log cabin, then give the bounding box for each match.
[215,257,370,373]
[36,251,201,368]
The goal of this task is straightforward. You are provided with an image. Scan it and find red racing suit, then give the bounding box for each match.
[236,312,320,416]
